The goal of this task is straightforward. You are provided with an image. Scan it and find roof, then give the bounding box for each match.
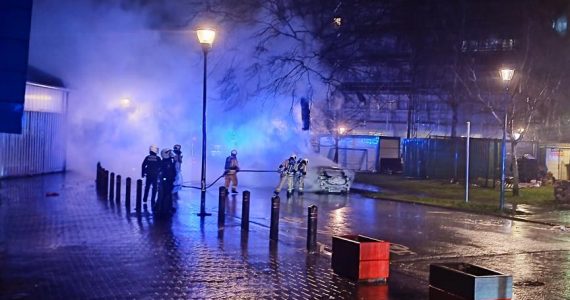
[26,66,65,88]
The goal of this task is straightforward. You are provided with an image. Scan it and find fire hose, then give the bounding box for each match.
[182,169,279,190]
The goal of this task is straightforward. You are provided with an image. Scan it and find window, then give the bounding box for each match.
[461,38,515,52]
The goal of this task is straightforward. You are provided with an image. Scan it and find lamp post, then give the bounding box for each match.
[333,126,346,164]
[196,28,215,217]
[499,68,514,210]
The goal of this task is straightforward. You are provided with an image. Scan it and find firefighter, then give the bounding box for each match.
[224,149,240,194]
[172,144,183,194]
[141,145,161,208]
[155,148,176,214]
[295,158,309,195]
[274,153,297,197]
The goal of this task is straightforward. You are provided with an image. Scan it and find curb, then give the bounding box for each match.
[351,187,562,227]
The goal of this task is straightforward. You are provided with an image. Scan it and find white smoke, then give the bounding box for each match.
[28,0,335,188]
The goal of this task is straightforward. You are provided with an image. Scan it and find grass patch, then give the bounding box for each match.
[355,173,556,212]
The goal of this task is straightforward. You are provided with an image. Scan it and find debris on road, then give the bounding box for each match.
[550,225,567,231]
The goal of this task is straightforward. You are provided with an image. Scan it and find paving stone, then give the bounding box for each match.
[0,173,369,299]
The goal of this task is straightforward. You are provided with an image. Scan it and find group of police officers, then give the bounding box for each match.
[141,145,310,215]
[141,144,183,215]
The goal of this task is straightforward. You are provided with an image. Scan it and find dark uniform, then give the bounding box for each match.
[156,153,176,214]
[141,152,161,207]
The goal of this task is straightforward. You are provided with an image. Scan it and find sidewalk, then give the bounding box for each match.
[352,179,570,229]
[0,173,417,299]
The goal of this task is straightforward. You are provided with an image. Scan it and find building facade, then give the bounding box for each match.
[0,67,68,178]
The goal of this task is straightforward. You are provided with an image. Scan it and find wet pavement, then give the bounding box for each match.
[1,172,570,299]
[510,203,570,228]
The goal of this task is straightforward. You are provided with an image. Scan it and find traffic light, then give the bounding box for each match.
[301,97,310,130]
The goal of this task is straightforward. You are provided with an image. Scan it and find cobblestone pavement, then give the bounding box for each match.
[0,173,420,299]
[2,172,569,299]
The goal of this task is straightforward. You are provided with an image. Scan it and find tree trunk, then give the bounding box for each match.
[511,141,520,196]
[333,135,339,164]
[450,103,458,137]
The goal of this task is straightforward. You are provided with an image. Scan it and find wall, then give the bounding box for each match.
[0,83,68,178]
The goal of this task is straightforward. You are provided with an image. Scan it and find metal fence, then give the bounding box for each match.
[317,135,380,171]
[0,83,68,178]
[403,137,538,185]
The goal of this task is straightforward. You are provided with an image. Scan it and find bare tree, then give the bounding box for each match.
[455,2,568,196]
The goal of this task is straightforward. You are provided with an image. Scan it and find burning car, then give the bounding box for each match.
[312,165,353,193]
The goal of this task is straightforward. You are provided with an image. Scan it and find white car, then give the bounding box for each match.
[312,165,353,193]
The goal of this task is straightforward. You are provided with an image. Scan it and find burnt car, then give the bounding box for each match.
[314,166,352,193]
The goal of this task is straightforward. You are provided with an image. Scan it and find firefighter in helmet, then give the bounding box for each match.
[295,158,309,195]
[274,153,297,197]
[224,149,240,194]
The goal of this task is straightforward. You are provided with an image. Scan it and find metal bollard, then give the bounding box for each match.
[270,195,280,241]
[218,186,227,226]
[115,175,121,203]
[103,170,109,198]
[125,177,131,213]
[241,191,250,231]
[135,179,142,213]
[97,166,103,193]
[109,172,115,201]
[97,163,103,193]
[307,205,318,253]
[96,162,101,192]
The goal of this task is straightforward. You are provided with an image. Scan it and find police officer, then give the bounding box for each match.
[295,158,309,195]
[224,149,240,194]
[155,148,176,214]
[172,144,183,194]
[274,154,297,197]
[141,145,161,208]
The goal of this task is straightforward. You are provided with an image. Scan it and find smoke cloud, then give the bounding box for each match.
[28,0,334,188]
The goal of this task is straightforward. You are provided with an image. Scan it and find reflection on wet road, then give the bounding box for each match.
[0,173,569,299]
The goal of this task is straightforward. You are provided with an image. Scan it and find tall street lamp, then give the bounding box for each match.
[196,28,215,217]
[499,68,514,210]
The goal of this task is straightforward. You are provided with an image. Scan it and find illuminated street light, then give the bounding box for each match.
[196,28,216,217]
[513,128,524,140]
[333,17,342,27]
[499,69,514,81]
[196,29,215,47]
[499,68,514,210]
[119,98,131,109]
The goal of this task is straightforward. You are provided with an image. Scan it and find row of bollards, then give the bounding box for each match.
[215,186,318,253]
[97,162,319,252]
[96,162,143,215]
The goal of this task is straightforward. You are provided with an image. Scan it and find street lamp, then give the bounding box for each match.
[196,28,215,217]
[499,68,514,210]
